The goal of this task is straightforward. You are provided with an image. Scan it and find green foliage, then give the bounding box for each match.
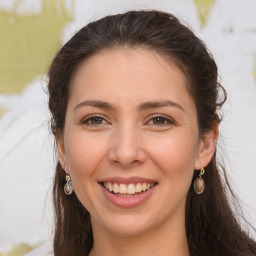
[0,0,73,94]
[193,0,215,27]
[0,107,6,117]
[0,243,41,256]
[254,56,256,83]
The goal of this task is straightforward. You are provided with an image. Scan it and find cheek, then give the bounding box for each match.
[64,131,107,180]
[146,131,198,181]
[148,136,197,212]
[63,132,110,210]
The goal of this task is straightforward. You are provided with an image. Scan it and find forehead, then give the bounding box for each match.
[69,48,196,113]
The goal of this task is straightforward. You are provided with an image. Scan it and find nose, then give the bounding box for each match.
[108,125,146,168]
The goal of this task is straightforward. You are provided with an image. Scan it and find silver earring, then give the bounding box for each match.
[194,167,205,194]
[64,167,73,195]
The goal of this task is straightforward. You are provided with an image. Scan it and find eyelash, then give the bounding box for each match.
[81,114,175,127]
[146,114,174,126]
[81,114,108,125]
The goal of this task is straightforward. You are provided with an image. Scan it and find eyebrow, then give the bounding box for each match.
[138,100,185,112]
[74,100,115,111]
[74,99,185,112]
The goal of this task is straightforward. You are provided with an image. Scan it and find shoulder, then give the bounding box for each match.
[23,242,53,256]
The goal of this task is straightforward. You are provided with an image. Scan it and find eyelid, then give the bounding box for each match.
[145,114,176,125]
[81,114,110,125]
[80,113,175,126]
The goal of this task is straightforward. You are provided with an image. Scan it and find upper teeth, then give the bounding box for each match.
[103,182,155,195]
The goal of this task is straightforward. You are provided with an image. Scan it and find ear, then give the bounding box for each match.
[194,122,219,170]
[56,132,67,170]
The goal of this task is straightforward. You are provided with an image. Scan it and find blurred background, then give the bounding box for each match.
[0,0,255,255]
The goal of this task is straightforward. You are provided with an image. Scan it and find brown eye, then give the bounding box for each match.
[82,116,107,125]
[152,117,166,125]
[148,116,173,126]
[90,117,103,124]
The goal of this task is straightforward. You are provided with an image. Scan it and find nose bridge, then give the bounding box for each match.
[108,122,145,167]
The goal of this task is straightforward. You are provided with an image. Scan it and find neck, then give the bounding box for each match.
[89,212,190,256]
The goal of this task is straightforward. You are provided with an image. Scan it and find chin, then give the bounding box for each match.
[95,211,158,237]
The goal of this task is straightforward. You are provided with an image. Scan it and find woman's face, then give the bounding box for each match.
[58,49,215,237]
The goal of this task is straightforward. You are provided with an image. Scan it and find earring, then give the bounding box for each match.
[193,167,205,194]
[64,167,73,195]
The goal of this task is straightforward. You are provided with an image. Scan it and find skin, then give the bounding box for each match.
[57,48,218,256]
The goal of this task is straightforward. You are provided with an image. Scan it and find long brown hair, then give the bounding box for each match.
[48,10,256,256]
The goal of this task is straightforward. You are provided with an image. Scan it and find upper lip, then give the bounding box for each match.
[99,176,157,184]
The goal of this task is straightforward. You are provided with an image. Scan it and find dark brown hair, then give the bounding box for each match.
[48,10,256,256]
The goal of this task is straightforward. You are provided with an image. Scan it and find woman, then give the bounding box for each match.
[27,10,256,256]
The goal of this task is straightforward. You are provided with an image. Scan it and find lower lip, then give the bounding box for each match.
[101,184,157,208]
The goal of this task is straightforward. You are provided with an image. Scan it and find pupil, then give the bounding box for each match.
[92,117,102,124]
[153,117,164,125]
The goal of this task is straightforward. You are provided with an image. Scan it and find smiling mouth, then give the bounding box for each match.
[100,182,157,197]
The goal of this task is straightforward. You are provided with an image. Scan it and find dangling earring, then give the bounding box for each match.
[64,167,73,195]
[193,167,205,194]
